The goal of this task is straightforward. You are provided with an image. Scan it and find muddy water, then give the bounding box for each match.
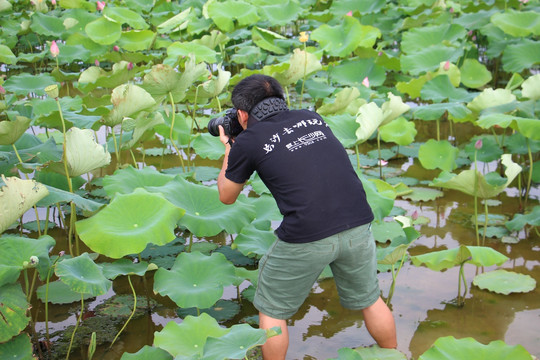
[26,152,539,360]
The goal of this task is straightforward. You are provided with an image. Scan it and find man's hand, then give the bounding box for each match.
[218,125,233,147]
[217,125,244,204]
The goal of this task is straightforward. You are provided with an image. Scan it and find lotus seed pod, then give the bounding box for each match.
[45,84,59,98]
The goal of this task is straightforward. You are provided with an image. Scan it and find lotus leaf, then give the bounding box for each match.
[355,102,384,143]
[328,58,386,88]
[234,220,277,258]
[167,41,217,64]
[0,333,34,360]
[0,235,55,287]
[100,259,155,279]
[478,226,509,239]
[379,117,416,146]
[502,39,540,73]
[36,280,96,304]
[358,173,395,222]
[244,195,282,222]
[418,336,532,360]
[473,269,536,295]
[255,0,302,25]
[420,75,473,103]
[0,116,31,146]
[460,59,493,89]
[104,83,156,127]
[177,299,241,322]
[102,165,176,197]
[329,347,362,360]
[85,17,122,45]
[78,61,136,92]
[413,102,472,121]
[0,283,30,342]
[463,135,502,162]
[506,206,540,231]
[2,72,56,96]
[273,48,322,86]
[157,7,191,34]
[354,345,407,359]
[37,184,103,213]
[400,45,463,75]
[411,245,508,272]
[230,45,267,66]
[203,0,259,32]
[120,345,173,360]
[401,24,467,54]
[202,324,268,360]
[476,113,540,140]
[318,87,361,116]
[215,245,255,266]
[467,88,516,113]
[55,253,111,296]
[521,73,540,101]
[153,251,236,309]
[491,10,540,37]
[311,16,381,58]
[304,78,335,100]
[77,188,184,258]
[0,44,16,65]
[329,0,386,15]
[418,139,459,172]
[198,66,231,99]
[372,220,405,243]
[118,30,155,51]
[153,313,229,357]
[30,12,65,37]
[324,114,359,148]
[192,133,226,160]
[431,154,522,198]
[146,176,256,237]
[103,6,148,29]
[400,187,444,202]
[396,75,429,99]
[0,176,49,234]
[251,26,287,55]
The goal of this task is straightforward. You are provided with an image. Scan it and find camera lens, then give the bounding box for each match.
[208,116,225,136]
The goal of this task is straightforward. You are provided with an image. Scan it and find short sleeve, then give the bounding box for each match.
[225,140,254,184]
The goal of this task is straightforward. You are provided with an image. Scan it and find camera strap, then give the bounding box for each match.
[250,97,288,122]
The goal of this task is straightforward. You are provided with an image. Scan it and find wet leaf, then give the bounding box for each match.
[473,269,536,295]
[202,324,267,360]
[154,251,236,309]
[76,188,185,258]
[55,253,112,296]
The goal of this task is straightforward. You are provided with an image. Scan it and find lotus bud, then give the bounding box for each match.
[96,1,105,11]
[346,11,352,16]
[412,210,419,220]
[51,0,56,5]
[95,59,100,66]
[59,250,65,257]
[127,62,134,71]
[444,61,450,71]
[468,30,473,36]
[472,35,476,41]
[475,139,483,150]
[113,45,120,52]
[362,77,370,88]
[45,84,59,99]
[449,7,454,13]
[299,31,308,43]
[378,159,388,166]
[378,51,383,56]
[0,85,5,95]
[50,40,59,57]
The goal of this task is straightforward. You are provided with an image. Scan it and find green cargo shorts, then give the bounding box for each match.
[253,223,380,320]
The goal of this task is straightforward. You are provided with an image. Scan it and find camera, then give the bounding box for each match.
[208,108,243,137]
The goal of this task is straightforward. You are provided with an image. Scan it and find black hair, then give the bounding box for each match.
[231,74,285,113]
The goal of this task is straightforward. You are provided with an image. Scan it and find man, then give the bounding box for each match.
[217,74,396,359]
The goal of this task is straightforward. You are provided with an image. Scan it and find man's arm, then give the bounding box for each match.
[217,126,245,204]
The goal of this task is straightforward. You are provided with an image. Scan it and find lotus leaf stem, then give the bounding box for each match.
[524,138,533,209]
[110,275,136,348]
[168,91,186,173]
[65,294,85,360]
[111,126,121,169]
[377,130,383,179]
[44,206,50,235]
[355,144,361,170]
[386,251,408,305]
[129,149,137,168]
[482,200,488,246]
[299,44,307,108]
[473,151,480,246]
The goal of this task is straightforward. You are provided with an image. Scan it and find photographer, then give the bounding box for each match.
[216,74,396,359]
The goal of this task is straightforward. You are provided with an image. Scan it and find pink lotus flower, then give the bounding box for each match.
[113,45,119,52]
[412,210,419,220]
[96,1,105,11]
[94,59,100,66]
[378,159,388,166]
[51,0,56,4]
[50,40,59,57]
[475,139,483,150]
[362,77,369,87]
[444,61,450,71]
[127,62,134,71]
[346,11,353,16]
[0,85,5,95]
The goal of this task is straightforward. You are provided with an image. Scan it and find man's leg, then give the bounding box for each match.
[259,312,289,360]
[361,296,397,348]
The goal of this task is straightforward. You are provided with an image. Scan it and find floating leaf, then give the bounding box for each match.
[401,187,444,202]
[418,336,532,360]
[506,206,540,231]
[36,280,96,304]
[473,270,536,295]
[55,253,112,296]
[0,176,49,234]
[76,188,185,258]
[153,251,236,309]
[202,324,268,360]
[0,284,29,342]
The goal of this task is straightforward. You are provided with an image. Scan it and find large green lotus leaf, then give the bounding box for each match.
[491,10,540,37]
[506,206,540,231]
[234,219,277,258]
[121,111,165,150]
[103,6,148,29]
[324,114,359,148]
[463,135,502,163]
[230,45,266,66]
[0,44,16,65]
[304,78,335,100]
[167,41,217,64]
[378,243,409,266]
[251,26,287,55]
[400,45,463,75]
[311,16,381,57]
[255,0,302,25]
[244,194,282,222]
[329,0,386,15]
[0,235,55,287]
[521,73,540,101]
[202,324,267,360]
[418,139,459,172]
[78,61,135,92]
[502,39,540,73]
[146,177,256,237]
[100,259,155,279]
[153,251,236,309]
[37,184,103,213]
[0,116,31,146]
[358,173,395,222]
[400,187,444,202]
[420,75,473,103]
[85,17,122,45]
[476,113,540,140]
[177,299,241,322]
[118,30,155,51]
[0,284,29,343]
[103,166,176,197]
[473,269,536,295]
[433,154,521,198]
[418,336,532,360]
[55,43,92,64]
[154,313,229,357]
[36,280,96,304]
[413,102,472,121]
[55,253,111,296]
[318,87,361,116]
[401,24,467,54]
[156,7,191,33]
[460,59,493,89]
[372,221,405,244]
[273,48,322,86]
[329,347,362,360]
[355,102,383,143]
[120,345,173,360]
[198,66,231,99]
[396,75,428,99]
[0,176,49,234]
[354,345,407,359]
[379,117,416,146]
[434,61,461,87]
[192,133,224,160]
[381,93,410,126]
[204,0,259,32]
[467,88,516,113]
[76,188,184,258]
[328,58,386,87]
[155,111,192,147]
[104,83,156,127]
[48,128,111,177]
[0,333,34,360]
[411,245,507,272]
[30,11,65,37]
[2,73,56,96]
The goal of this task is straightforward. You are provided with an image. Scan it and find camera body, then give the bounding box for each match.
[208,108,243,137]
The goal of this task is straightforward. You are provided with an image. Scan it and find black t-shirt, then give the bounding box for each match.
[225,109,374,243]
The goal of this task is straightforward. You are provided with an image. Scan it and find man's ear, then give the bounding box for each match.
[237,109,249,128]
